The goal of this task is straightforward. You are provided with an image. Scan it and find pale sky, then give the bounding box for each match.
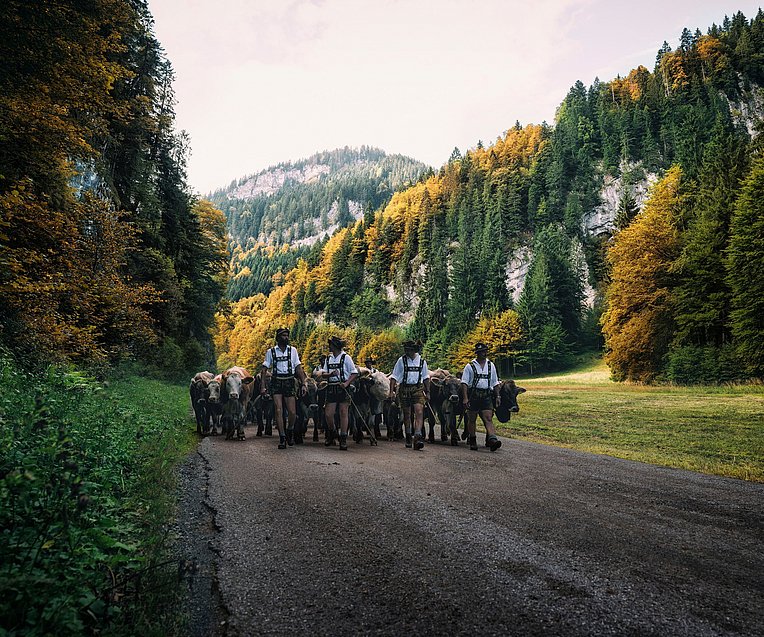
[147,0,763,194]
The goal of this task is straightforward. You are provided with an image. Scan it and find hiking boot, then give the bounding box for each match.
[278,436,287,449]
[486,435,502,452]
[286,429,295,446]
[339,435,348,451]
[405,432,413,448]
[469,435,478,451]
[325,429,337,446]
[414,433,424,451]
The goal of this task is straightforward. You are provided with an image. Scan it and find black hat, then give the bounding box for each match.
[402,340,418,350]
[474,342,489,353]
[275,327,289,338]
[328,335,345,349]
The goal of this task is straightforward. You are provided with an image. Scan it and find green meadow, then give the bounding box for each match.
[495,357,764,482]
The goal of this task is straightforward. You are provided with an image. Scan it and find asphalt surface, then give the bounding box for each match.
[176,428,764,636]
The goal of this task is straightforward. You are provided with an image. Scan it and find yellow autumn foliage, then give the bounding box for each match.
[601,166,685,382]
[448,310,523,371]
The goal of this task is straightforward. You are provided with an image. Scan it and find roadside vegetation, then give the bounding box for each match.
[0,352,195,636]
[497,356,764,481]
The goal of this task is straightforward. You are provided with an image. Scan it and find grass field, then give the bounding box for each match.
[492,356,764,482]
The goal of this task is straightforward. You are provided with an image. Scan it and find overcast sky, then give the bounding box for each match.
[147,0,762,194]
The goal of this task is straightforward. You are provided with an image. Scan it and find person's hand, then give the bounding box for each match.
[495,395,501,407]
[462,399,469,410]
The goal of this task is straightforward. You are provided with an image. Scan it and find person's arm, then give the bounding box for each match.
[461,365,470,408]
[260,365,269,393]
[492,363,501,405]
[389,358,402,397]
[342,356,357,388]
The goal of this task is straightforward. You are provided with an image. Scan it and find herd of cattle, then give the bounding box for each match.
[189,365,526,446]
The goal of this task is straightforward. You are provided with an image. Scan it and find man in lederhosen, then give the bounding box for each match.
[261,328,307,449]
[319,335,358,451]
[389,340,430,450]
[460,342,502,452]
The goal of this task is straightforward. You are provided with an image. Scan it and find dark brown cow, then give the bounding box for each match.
[494,379,526,424]
[428,369,464,445]
[190,371,214,434]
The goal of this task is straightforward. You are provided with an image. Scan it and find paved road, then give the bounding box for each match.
[177,429,764,636]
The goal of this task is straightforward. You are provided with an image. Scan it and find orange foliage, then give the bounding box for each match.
[0,184,158,363]
[601,167,685,382]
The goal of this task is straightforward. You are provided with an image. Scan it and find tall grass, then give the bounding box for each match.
[0,354,195,636]
[495,357,764,481]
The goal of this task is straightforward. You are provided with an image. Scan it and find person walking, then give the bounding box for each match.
[389,341,430,450]
[318,335,358,451]
[460,342,502,452]
[261,328,307,449]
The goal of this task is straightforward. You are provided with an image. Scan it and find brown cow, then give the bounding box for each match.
[221,366,254,440]
[190,371,214,435]
[428,369,464,445]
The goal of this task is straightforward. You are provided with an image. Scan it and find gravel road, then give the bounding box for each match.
[176,429,764,636]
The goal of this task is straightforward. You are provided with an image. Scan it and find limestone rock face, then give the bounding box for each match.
[583,161,658,237]
[231,164,331,199]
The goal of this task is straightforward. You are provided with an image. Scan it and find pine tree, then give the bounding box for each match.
[726,156,764,376]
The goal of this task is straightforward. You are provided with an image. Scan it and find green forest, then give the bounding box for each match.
[1,2,226,635]
[217,11,764,384]
[1,0,228,375]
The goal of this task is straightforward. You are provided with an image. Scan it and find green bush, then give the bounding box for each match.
[0,352,194,636]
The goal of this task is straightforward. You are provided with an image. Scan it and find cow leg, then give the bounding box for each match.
[439,407,449,441]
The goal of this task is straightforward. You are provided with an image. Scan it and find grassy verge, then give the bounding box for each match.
[492,357,764,481]
[0,356,196,636]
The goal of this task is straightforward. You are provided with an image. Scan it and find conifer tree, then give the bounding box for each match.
[726,156,764,376]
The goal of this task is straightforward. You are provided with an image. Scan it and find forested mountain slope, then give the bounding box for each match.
[215,10,764,384]
[0,0,227,374]
[209,147,428,300]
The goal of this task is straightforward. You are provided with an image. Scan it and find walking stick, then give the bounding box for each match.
[342,386,378,446]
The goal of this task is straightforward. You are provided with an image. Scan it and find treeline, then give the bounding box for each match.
[0,0,228,376]
[217,10,764,383]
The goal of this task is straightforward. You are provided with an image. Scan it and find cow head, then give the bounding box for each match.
[223,370,254,401]
[206,378,222,404]
[495,380,526,423]
[302,377,319,411]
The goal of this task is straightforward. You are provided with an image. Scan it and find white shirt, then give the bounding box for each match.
[391,354,429,385]
[263,345,301,376]
[461,359,499,390]
[322,351,357,384]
